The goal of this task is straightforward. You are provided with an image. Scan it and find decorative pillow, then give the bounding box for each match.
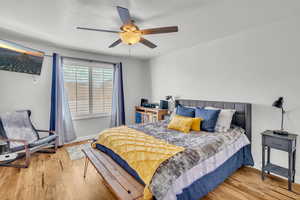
[190,117,202,131]
[170,107,177,119]
[205,107,236,132]
[167,115,193,133]
[176,104,195,117]
[195,108,220,132]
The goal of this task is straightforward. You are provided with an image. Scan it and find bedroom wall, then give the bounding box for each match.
[0,33,151,140]
[149,16,300,182]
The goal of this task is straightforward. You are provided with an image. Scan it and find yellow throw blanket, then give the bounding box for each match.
[92,126,184,200]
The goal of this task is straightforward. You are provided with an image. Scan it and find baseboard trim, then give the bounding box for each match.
[66,134,98,144]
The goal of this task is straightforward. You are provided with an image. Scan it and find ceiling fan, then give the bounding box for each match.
[77,6,178,49]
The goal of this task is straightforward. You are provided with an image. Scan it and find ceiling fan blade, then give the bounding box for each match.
[77,27,119,33]
[109,39,122,48]
[140,26,178,35]
[140,38,157,49]
[117,6,132,25]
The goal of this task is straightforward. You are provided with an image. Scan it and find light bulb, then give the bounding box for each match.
[119,31,141,45]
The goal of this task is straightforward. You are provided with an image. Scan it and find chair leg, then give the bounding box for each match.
[37,137,59,154]
[24,151,30,168]
[54,136,59,152]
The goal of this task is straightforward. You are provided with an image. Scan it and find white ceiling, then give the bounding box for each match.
[1,0,300,59]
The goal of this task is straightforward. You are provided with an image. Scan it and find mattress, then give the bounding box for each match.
[94,120,254,200]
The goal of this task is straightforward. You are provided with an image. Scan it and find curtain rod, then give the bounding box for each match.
[44,54,118,65]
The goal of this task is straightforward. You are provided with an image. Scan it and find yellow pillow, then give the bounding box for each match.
[167,115,193,133]
[191,117,202,131]
[178,116,202,131]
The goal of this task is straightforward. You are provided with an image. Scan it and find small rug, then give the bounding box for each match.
[66,143,91,160]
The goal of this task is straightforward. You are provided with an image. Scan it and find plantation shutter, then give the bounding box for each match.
[63,58,113,119]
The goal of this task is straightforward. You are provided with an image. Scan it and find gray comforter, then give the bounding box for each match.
[129,120,248,200]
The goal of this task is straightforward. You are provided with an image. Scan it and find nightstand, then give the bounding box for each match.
[261,130,297,191]
[135,106,168,123]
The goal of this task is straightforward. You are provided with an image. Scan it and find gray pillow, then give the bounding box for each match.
[205,107,236,132]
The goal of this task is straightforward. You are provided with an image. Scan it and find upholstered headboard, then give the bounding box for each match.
[175,99,252,143]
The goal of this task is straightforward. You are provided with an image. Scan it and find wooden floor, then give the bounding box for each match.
[0,142,299,200]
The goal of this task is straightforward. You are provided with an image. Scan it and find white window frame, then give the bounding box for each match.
[62,58,114,120]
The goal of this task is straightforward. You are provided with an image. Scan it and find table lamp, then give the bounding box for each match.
[272,97,288,135]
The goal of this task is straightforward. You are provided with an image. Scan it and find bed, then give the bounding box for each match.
[92,99,254,200]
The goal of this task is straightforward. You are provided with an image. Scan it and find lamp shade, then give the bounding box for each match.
[272,97,284,108]
[166,95,173,100]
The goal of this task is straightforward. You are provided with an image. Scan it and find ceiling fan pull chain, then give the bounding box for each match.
[128,46,132,57]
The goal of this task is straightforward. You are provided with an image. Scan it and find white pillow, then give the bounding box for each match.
[205,107,236,132]
[170,107,177,119]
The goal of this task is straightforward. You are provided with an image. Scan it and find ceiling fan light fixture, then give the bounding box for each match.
[119,31,141,45]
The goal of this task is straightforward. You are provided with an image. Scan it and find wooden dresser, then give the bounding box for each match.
[135,106,168,123]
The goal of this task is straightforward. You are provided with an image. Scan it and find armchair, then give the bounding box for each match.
[0,110,58,168]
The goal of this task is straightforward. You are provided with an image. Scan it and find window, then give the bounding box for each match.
[63,58,114,119]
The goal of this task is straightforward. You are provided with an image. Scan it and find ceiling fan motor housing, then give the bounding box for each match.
[121,24,139,32]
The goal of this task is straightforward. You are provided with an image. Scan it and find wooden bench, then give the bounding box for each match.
[82,146,144,200]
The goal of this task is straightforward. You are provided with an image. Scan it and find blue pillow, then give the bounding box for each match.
[195,107,220,132]
[176,104,195,117]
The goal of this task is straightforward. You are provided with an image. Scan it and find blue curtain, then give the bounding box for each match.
[50,53,76,145]
[110,62,125,127]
